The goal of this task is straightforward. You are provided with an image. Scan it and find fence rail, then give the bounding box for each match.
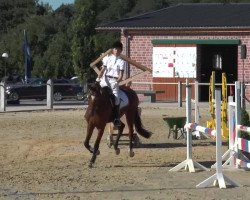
[0,79,87,112]
[0,80,248,112]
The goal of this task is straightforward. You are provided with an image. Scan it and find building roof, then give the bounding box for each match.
[97,3,250,30]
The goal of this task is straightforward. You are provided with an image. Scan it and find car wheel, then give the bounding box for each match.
[76,92,84,101]
[9,92,19,101]
[54,92,63,101]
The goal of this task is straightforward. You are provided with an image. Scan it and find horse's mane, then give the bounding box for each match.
[85,83,112,121]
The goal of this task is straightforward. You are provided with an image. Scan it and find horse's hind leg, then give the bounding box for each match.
[113,122,125,155]
[107,123,114,148]
[126,113,135,157]
[89,128,104,168]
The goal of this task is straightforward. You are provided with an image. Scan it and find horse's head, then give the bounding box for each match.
[85,82,112,122]
[88,82,101,97]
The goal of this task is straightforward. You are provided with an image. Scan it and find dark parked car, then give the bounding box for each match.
[6,78,85,102]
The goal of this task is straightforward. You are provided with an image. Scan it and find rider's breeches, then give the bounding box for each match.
[100,77,120,105]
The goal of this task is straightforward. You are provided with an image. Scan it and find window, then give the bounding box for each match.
[213,54,222,70]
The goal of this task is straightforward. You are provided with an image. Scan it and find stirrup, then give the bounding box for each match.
[113,119,121,127]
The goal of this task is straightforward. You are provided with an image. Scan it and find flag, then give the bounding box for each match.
[24,30,31,83]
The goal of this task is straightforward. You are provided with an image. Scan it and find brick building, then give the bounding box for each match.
[97,3,250,101]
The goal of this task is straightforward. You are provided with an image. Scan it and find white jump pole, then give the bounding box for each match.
[169,79,208,173]
[196,89,240,189]
[194,80,199,124]
[217,81,248,169]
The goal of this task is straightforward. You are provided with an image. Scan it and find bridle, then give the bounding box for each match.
[87,82,102,101]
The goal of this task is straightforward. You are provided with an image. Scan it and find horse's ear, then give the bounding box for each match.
[88,82,95,92]
[87,83,93,88]
[88,82,101,94]
[88,82,98,89]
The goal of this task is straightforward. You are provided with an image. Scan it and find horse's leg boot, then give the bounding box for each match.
[113,105,121,127]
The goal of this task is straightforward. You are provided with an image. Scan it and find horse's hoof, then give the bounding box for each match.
[129,150,135,157]
[96,150,100,155]
[88,162,94,168]
[115,148,120,155]
[133,135,140,147]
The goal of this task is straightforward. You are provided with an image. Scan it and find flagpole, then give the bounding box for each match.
[24,29,31,83]
[24,30,26,83]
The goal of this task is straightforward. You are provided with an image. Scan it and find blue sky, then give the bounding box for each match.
[39,0,74,10]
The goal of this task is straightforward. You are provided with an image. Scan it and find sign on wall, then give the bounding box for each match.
[153,47,197,78]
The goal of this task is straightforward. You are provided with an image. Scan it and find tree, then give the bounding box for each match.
[0,0,38,34]
[42,32,73,78]
[71,0,98,82]
[97,0,137,22]
[126,0,169,17]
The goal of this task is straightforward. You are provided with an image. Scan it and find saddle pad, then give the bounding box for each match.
[119,90,129,109]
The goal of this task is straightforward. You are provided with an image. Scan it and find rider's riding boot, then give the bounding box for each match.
[113,105,121,127]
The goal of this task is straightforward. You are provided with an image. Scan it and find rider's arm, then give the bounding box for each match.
[96,55,108,82]
[98,65,106,79]
[117,70,124,83]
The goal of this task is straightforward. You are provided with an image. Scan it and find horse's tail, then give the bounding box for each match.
[134,108,152,139]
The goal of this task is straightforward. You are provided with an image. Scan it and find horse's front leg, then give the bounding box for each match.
[113,122,125,155]
[84,123,97,154]
[89,128,104,168]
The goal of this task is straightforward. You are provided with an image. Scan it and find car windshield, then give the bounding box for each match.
[70,78,79,85]
[30,79,45,85]
[54,79,70,84]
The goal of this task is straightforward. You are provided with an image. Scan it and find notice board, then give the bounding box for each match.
[153,47,197,78]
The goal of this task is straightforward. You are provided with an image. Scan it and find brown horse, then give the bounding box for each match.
[84,82,152,167]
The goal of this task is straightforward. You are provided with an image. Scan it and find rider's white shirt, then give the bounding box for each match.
[102,54,125,78]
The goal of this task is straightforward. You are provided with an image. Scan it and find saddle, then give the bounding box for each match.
[102,86,129,110]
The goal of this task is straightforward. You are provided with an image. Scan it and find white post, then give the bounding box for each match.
[178,81,182,107]
[196,89,240,189]
[186,79,192,159]
[218,81,248,169]
[169,79,208,173]
[235,81,241,141]
[194,81,199,124]
[186,80,192,161]
[240,82,245,109]
[234,81,241,168]
[211,95,235,169]
[215,90,223,186]
[0,81,6,112]
[228,96,235,167]
[47,79,53,109]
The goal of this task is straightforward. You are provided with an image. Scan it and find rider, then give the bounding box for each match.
[96,41,125,127]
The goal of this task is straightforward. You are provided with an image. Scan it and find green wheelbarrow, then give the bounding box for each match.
[162,116,187,139]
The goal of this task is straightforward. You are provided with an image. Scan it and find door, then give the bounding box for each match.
[199,44,238,101]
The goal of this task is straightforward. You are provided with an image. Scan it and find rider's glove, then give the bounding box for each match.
[112,81,119,89]
[96,77,101,82]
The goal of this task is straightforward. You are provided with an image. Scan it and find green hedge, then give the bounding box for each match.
[240,108,250,140]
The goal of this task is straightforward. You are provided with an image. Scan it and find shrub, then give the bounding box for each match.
[240,108,250,140]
